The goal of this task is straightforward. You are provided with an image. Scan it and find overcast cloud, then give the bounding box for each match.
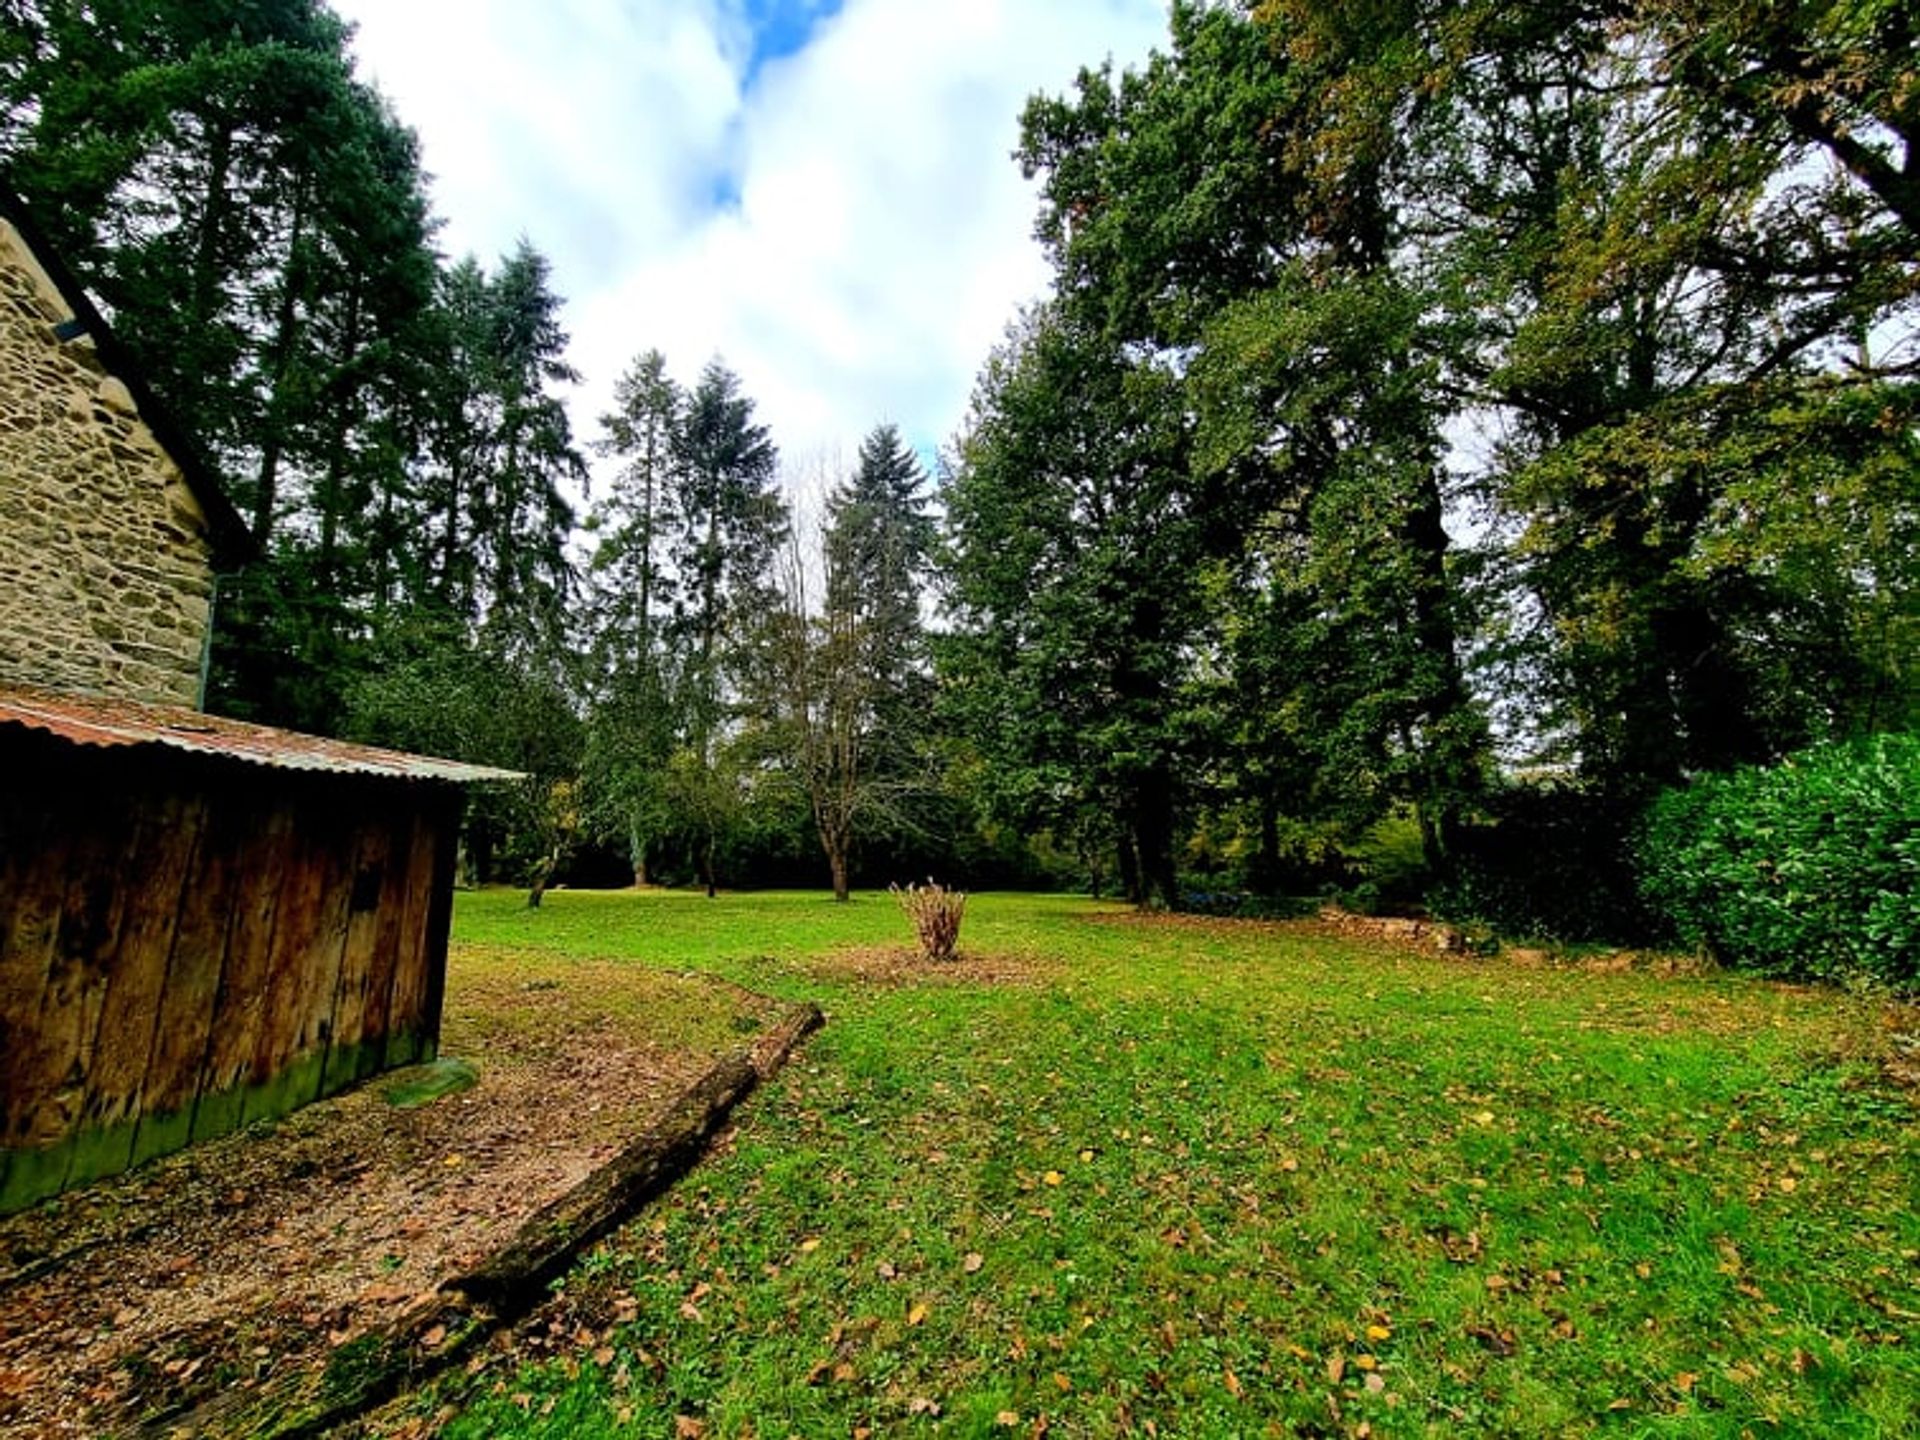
[331,0,1168,481]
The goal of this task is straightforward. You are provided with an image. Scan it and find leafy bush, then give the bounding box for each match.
[891,879,968,962]
[1637,734,1920,987]
[1433,786,1659,943]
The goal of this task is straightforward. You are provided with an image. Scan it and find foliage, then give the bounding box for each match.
[889,879,967,962]
[942,306,1204,908]
[411,888,1920,1437]
[1435,786,1662,944]
[1637,733,1920,986]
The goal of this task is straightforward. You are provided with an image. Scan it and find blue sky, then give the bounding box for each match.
[331,0,1169,496]
[740,0,845,81]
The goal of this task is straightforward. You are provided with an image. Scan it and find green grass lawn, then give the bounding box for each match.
[381,889,1918,1439]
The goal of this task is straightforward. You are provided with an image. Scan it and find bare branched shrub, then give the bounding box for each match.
[890,879,967,962]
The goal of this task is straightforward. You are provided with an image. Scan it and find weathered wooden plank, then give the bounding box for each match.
[1,767,152,1211]
[0,792,62,1139]
[319,806,396,1095]
[0,786,70,1211]
[191,799,296,1143]
[415,793,463,1064]
[350,809,415,1083]
[130,781,251,1169]
[240,794,340,1127]
[65,787,207,1188]
[381,805,444,1071]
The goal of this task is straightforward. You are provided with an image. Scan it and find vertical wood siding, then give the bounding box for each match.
[0,735,462,1212]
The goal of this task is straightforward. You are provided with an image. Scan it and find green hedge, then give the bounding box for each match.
[1637,734,1920,987]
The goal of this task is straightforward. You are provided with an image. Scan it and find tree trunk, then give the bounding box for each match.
[828,847,850,904]
[1132,767,1179,910]
[252,182,308,542]
[1115,831,1143,907]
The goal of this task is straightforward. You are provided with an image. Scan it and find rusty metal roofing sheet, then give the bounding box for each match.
[0,683,523,784]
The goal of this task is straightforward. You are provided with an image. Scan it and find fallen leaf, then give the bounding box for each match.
[877,1260,897,1280]
[1365,1324,1392,1342]
[1466,1326,1515,1356]
[1354,1354,1378,1371]
[1327,1353,1346,1383]
[798,1237,821,1253]
[1079,1149,1095,1163]
[909,1396,942,1416]
[1223,1366,1243,1398]
[1364,1372,1386,1394]
[833,1362,857,1383]
[1473,1111,1495,1127]
[674,1417,706,1438]
[963,1252,985,1274]
[1043,1171,1064,1187]
[1675,1372,1698,1393]
[907,1301,930,1327]
[420,1325,447,1349]
[1778,1177,1799,1194]
[996,1411,1020,1428]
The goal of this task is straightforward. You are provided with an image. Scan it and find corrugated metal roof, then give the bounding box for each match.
[0,683,523,784]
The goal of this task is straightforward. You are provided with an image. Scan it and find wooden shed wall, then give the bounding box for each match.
[0,731,461,1213]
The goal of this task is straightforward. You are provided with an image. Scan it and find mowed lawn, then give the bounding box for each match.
[386,890,1918,1439]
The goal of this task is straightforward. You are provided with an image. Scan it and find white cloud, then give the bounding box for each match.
[333,0,1169,480]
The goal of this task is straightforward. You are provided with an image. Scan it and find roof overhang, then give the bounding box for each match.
[0,684,523,785]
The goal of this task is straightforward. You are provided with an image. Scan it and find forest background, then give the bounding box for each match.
[3,0,1913,951]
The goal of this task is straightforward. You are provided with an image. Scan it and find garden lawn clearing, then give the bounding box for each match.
[0,941,800,1439]
[355,889,1920,1440]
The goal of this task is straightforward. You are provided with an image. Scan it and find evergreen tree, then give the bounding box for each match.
[582,348,684,885]
[665,359,788,894]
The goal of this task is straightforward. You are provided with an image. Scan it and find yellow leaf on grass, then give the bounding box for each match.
[963,1252,985,1274]
[1365,1324,1392,1342]
[798,1237,821,1253]
[908,1301,930,1327]
[996,1412,1020,1428]
[1043,1171,1064,1187]
[1223,1366,1243,1399]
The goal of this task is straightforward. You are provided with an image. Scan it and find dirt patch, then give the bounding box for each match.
[0,946,797,1439]
[799,945,1052,990]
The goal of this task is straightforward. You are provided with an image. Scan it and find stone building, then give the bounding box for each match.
[0,191,515,1213]
[0,191,253,705]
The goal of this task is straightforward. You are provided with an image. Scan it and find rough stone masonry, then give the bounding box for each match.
[0,218,216,707]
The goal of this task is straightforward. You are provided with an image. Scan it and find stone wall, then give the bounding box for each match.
[0,220,215,707]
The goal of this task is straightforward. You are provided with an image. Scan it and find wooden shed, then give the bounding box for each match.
[0,685,517,1214]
